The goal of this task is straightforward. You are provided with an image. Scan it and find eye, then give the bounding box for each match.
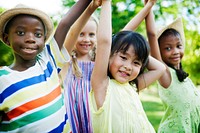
[17,31,25,36]
[165,47,171,51]
[133,60,142,66]
[89,33,95,37]
[80,33,84,37]
[120,55,127,60]
[177,44,183,49]
[35,32,42,38]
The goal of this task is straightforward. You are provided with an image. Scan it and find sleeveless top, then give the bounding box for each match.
[158,68,200,133]
[89,78,155,133]
[64,61,94,133]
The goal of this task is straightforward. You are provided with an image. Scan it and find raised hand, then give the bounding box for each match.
[144,0,157,5]
[92,0,102,8]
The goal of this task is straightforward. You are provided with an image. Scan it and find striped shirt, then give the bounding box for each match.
[64,61,94,133]
[0,38,70,133]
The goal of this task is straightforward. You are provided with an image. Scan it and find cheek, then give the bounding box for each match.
[161,50,170,58]
[77,37,83,43]
[90,37,97,45]
[134,66,141,74]
[180,51,184,59]
[108,58,116,73]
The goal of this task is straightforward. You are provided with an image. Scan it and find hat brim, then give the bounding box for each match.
[157,18,185,46]
[0,4,53,44]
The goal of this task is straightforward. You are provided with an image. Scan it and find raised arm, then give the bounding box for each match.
[122,0,156,31]
[145,4,171,88]
[145,8,162,61]
[91,0,112,108]
[54,0,92,50]
[137,56,166,91]
[64,0,101,53]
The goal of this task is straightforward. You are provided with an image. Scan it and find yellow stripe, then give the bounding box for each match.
[1,71,60,111]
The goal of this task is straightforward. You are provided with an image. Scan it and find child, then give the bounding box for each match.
[0,0,91,132]
[60,0,101,132]
[61,0,159,132]
[145,6,200,133]
[89,0,166,132]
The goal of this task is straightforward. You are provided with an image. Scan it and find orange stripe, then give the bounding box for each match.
[5,85,61,120]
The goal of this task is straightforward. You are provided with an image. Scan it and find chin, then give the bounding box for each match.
[117,79,128,84]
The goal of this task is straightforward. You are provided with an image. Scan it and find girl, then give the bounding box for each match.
[89,0,166,132]
[61,0,101,132]
[145,6,200,133]
[61,0,158,132]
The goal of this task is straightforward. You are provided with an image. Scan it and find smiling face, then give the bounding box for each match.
[3,14,45,63]
[109,45,142,84]
[159,29,184,69]
[75,19,97,59]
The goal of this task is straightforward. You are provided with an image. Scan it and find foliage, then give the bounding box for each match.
[0,41,13,66]
[140,87,164,132]
[0,0,199,84]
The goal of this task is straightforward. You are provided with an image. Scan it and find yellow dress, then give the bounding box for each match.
[89,78,155,133]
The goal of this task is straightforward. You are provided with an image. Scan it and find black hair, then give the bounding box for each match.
[158,28,189,82]
[109,31,150,89]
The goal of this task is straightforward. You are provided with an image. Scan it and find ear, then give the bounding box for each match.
[3,33,11,46]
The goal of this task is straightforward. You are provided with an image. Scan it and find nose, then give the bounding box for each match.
[25,33,36,43]
[124,62,132,71]
[82,35,90,42]
[172,47,179,55]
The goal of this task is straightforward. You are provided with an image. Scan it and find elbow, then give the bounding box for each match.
[147,31,157,38]
[160,63,167,76]
[98,35,112,46]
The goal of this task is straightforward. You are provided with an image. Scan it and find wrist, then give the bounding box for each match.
[147,1,156,6]
[89,2,99,11]
[102,0,111,4]
[145,1,154,8]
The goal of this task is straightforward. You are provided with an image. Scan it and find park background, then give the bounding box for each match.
[0,0,199,131]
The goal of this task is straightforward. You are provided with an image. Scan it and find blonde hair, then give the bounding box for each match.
[71,15,98,78]
[71,50,82,78]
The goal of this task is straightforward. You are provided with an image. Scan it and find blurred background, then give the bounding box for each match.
[0,0,199,131]
[0,0,199,84]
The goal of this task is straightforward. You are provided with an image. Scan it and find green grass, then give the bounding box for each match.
[139,86,164,132]
[139,85,200,132]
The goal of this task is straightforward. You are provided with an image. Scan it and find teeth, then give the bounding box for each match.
[23,48,34,50]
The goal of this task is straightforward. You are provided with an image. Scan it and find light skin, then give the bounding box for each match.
[145,2,184,88]
[74,19,97,61]
[54,0,92,49]
[109,45,142,84]
[64,0,101,55]
[123,0,157,31]
[59,0,101,79]
[2,0,92,71]
[91,0,166,109]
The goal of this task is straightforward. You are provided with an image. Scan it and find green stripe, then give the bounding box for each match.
[0,96,64,131]
[0,69,10,76]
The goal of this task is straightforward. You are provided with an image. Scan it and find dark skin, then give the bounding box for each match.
[3,0,92,71]
[3,15,45,71]
[54,0,92,50]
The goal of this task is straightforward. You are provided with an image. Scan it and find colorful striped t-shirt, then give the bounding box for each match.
[0,38,70,133]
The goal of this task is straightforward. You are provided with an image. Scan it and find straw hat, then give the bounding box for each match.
[0,4,53,44]
[157,17,185,46]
